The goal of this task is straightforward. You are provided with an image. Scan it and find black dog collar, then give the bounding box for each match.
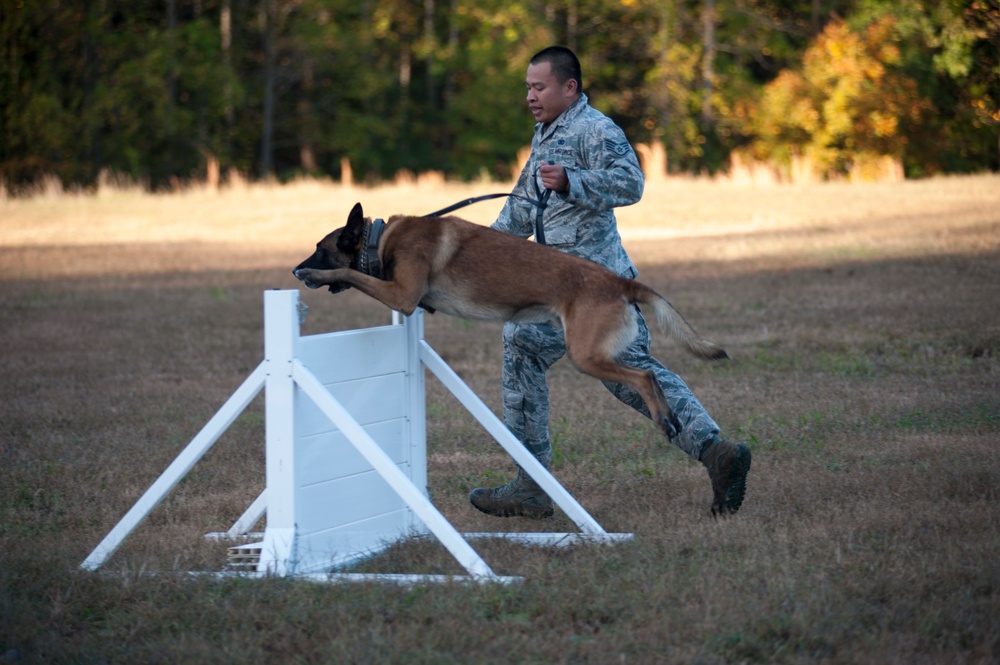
[360,218,385,279]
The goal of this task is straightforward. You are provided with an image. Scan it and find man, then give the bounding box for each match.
[469,46,751,519]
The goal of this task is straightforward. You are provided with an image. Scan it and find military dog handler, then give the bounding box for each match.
[469,46,752,519]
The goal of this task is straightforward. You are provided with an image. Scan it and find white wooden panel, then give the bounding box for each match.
[293,374,407,438]
[294,510,411,573]
[295,468,408,536]
[297,326,406,385]
[292,358,496,579]
[296,420,407,488]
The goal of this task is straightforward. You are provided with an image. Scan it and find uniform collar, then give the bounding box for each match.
[536,93,588,139]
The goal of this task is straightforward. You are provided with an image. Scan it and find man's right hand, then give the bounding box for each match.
[539,162,569,193]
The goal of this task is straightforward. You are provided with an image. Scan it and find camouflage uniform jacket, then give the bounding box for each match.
[491,94,644,279]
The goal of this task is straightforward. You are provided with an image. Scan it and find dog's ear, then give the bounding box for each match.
[338,202,366,252]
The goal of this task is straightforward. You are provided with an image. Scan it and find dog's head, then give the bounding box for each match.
[293,202,367,293]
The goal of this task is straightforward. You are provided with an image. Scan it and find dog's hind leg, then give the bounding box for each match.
[599,362,680,440]
[572,353,680,439]
[563,312,681,440]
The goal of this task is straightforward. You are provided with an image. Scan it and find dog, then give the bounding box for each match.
[293,202,727,440]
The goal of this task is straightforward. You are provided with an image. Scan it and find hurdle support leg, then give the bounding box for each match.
[419,341,627,541]
[80,363,266,571]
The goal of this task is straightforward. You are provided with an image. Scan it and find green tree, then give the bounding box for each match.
[1,1,90,185]
[926,0,1000,170]
[2,0,997,190]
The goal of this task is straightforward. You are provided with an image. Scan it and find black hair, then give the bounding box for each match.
[530,46,582,93]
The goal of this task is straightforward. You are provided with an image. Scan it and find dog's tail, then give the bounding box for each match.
[630,282,729,361]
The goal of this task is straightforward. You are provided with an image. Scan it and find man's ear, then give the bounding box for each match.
[338,202,366,251]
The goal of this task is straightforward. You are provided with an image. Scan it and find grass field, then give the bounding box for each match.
[1,174,998,663]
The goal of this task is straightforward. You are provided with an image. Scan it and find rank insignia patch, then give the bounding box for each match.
[604,138,631,156]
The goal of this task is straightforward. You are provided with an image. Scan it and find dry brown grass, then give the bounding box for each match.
[1,174,998,663]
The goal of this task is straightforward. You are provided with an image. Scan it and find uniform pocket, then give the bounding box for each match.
[544,223,578,248]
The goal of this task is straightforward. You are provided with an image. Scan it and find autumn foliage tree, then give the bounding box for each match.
[748,16,933,179]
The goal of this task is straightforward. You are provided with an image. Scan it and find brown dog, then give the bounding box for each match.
[293,202,727,440]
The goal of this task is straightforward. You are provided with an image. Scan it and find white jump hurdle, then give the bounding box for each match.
[81,289,631,583]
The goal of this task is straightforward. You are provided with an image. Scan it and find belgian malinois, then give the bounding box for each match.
[293,202,727,440]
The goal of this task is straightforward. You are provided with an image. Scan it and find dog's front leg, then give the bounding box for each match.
[295,268,426,315]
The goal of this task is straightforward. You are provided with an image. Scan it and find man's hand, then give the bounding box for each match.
[539,162,569,193]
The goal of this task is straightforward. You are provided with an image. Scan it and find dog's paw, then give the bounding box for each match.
[659,413,682,441]
[327,283,351,294]
[293,268,324,290]
[668,412,682,436]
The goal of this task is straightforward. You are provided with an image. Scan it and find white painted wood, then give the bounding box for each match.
[186,571,522,585]
[82,289,631,584]
[297,326,407,384]
[293,374,407,438]
[292,359,498,580]
[293,511,412,574]
[259,291,299,574]
[418,340,608,537]
[225,489,266,537]
[296,421,407,487]
[462,532,634,546]
[404,308,428,535]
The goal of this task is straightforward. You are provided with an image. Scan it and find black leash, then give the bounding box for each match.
[361,185,552,314]
[422,192,522,218]
[363,190,542,278]
[422,190,553,245]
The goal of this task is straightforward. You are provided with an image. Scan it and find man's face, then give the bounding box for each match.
[525,61,577,125]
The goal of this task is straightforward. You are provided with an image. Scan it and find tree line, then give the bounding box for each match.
[2,0,998,191]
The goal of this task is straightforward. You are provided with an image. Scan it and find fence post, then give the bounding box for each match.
[405,309,428,525]
[258,289,300,574]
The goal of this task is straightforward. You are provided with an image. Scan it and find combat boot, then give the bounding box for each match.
[701,439,752,516]
[469,468,554,519]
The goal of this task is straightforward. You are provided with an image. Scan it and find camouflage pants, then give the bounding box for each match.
[501,306,720,474]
